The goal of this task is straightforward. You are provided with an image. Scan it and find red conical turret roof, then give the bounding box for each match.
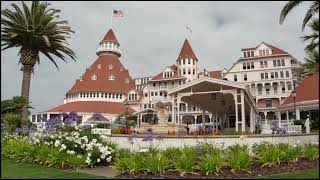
[101,28,119,44]
[67,54,135,94]
[177,39,198,61]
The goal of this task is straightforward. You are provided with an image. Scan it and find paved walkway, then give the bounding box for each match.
[77,166,120,178]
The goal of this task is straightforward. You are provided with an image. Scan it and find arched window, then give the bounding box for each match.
[125,78,130,83]
[91,74,97,80]
[108,64,113,69]
[97,64,101,69]
[108,75,115,80]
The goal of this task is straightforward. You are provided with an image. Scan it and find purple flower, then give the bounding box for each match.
[155,135,163,141]
[1,123,5,131]
[195,143,202,153]
[270,121,278,131]
[142,134,154,142]
[61,112,69,119]
[15,127,22,133]
[92,112,102,120]
[127,132,137,144]
[147,128,153,134]
[256,115,261,124]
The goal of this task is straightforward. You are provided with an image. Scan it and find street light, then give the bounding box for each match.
[291,90,297,120]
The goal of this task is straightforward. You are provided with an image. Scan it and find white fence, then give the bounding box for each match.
[91,128,111,136]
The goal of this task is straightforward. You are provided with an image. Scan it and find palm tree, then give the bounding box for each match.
[279,1,319,31]
[301,18,319,53]
[302,50,319,77]
[1,1,76,123]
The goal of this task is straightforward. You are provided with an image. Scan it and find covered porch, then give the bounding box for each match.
[168,76,258,132]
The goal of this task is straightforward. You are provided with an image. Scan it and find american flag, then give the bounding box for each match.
[113,10,124,17]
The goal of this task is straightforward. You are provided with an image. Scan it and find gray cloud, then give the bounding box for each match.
[1,1,311,113]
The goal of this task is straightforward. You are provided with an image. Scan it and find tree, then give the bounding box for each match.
[1,96,31,115]
[302,50,319,77]
[1,1,76,123]
[279,1,319,31]
[301,18,319,53]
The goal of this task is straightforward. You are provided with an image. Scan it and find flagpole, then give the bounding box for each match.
[110,10,113,28]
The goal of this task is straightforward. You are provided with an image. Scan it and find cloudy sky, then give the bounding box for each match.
[1,1,311,113]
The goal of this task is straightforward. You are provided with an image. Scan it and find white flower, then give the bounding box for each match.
[88,153,91,157]
[100,154,106,159]
[77,155,82,158]
[106,157,112,162]
[97,158,100,162]
[139,148,148,153]
[61,144,66,149]
[92,139,97,143]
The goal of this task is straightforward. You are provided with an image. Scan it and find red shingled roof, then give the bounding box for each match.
[177,39,198,60]
[279,72,319,109]
[263,42,288,55]
[241,48,255,51]
[240,42,288,60]
[101,29,119,44]
[150,64,186,81]
[47,101,135,114]
[208,70,222,79]
[67,54,135,94]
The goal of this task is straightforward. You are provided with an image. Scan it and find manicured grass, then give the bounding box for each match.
[257,168,319,179]
[1,159,107,179]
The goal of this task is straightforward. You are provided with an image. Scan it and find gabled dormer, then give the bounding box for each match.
[162,66,174,78]
[255,42,272,57]
[241,42,288,59]
[127,89,140,101]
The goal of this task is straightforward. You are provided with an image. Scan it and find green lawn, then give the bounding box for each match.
[1,159,107,179]
[257,168,319,179]
[1,159,319,179]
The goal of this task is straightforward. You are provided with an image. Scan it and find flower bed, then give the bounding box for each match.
[1,126,116,170]
[113,141,319,177]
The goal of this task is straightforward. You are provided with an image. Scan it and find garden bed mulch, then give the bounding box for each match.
[115,158,319,179]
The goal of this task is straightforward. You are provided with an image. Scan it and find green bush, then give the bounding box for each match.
[226,144,251,172]
[175,147,197,175]
[302,143,319,160]
[197,149,224,175]
[114,153,144,174]
[277,143,301,162]
[162,147,180,164]
[254,143,282,167]
[1,114,22,134]
[1,134,86,170]
[127,120,135,127]
[143,153,171,175]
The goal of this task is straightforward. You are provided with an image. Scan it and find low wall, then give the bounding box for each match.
[105,134,319,151]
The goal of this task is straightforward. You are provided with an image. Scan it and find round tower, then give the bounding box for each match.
[96,29,122,57]
[176,39,198,81]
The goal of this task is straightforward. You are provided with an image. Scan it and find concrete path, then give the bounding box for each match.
[77,166,120,178]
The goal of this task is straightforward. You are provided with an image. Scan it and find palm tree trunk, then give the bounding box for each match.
[21,65,32,123]
[20,47,38,124]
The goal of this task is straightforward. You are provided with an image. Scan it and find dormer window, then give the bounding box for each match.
[108,64,113,69]
[91,74,97,80]
[97,64,101,69]
[125,78,129,83]
[108,75,115,80]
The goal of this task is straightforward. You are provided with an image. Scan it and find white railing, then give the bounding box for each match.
[284,125,302,134]
[91,128,111,136]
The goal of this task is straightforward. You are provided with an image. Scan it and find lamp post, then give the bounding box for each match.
[291,90,297,121]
